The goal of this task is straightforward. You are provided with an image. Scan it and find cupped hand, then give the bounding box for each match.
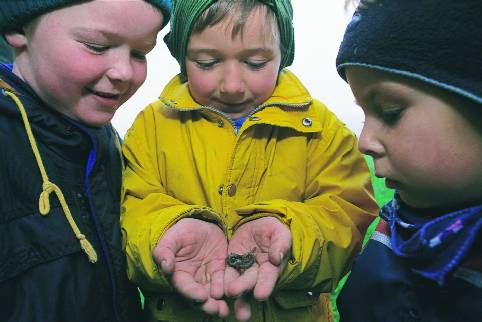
[153,218,229,318]
[225,216,292,302]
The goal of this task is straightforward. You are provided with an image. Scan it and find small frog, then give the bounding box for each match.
[226,247,256,271]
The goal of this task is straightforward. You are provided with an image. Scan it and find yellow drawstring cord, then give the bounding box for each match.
[4,89,98,263]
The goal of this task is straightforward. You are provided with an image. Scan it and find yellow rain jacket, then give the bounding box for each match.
[121,70,378,321]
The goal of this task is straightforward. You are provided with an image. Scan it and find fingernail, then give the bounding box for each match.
[160,259,168,269]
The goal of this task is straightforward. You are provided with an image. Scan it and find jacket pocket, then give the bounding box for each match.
[272,290,318,309]
[263,290,319,322]
[0,206,82,283]
[144,292,213,322]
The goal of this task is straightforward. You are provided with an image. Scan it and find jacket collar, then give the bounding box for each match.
[158,69,321,133]
[381,195,482,286]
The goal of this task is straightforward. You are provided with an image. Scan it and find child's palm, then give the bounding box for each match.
[153,218,229,317]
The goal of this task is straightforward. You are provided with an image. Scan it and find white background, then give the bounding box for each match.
[112,1,360,137]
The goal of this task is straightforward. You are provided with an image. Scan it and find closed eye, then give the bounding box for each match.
[84,43,108,53]
[378,107,404,126]
[131,50,147,61]
[245,60,268,70]
[195,60,218,70]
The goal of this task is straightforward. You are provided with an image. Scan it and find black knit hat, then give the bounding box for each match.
[0,0,173,33]
[336,0,482,105]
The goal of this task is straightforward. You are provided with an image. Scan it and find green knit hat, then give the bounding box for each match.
[0,0,173,33]
[164,0,295,76]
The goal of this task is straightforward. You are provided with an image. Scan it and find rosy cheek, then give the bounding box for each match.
[252,74,277,101]
[64,51,99,74]
[132,65,148,89]
[188,72,214,103]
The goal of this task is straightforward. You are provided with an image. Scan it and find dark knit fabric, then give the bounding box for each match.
[0,37,13,64]
[0,0,172,32]
[336,0,482,105]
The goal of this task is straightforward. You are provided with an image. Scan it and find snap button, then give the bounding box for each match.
[157,298,165,310]
[64,126,74,135]
[227,184,237,196]
[217,119,224,127]
[249,116,260,121]
[408,309,420,320]
[302,117,312,127]
[218,185,224,195]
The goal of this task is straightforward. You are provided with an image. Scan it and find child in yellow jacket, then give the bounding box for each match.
[121,0,378,321]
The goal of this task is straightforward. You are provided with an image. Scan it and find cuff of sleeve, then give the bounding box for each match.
[151,206,227,250]
[234,211,291,232]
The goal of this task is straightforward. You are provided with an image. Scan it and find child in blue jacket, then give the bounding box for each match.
[0,1,171,321]
[335,1,481,321]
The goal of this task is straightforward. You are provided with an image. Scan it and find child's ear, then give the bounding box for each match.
[4,32,28,49]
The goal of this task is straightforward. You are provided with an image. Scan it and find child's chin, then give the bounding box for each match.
[398,193,436,209]
[79,113,114,128]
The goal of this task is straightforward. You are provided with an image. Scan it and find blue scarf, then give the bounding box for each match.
[381,195,482,286]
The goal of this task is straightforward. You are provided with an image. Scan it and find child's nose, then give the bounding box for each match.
[106,52,134,82]
[358,119,384,158]
[220,63,245,96]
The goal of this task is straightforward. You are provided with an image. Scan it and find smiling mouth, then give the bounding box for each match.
[214,99,251,108]
[89,89,120,100]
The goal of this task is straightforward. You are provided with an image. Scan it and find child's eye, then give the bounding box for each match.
[131,51,147,61]
[378,107,404,125]
[84,43,108,53]
[245,60,268,70]
[195,60,217,70]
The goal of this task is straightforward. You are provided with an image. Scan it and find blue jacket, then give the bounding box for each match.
[337,206,482,322]
[0,64,141,321]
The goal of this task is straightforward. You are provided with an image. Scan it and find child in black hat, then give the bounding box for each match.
[336,0,482,321]
[0,1,171,321]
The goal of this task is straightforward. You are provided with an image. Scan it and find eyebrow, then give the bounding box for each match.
[367,83,408,100]
[75,28,156,47]
[243,48,275,56]
[351,85,381,107]
[187,47,275,56]
[76,27,120,39]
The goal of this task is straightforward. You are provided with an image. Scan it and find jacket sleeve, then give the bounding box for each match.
[120,106,225,293]
[235,105,378,294]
